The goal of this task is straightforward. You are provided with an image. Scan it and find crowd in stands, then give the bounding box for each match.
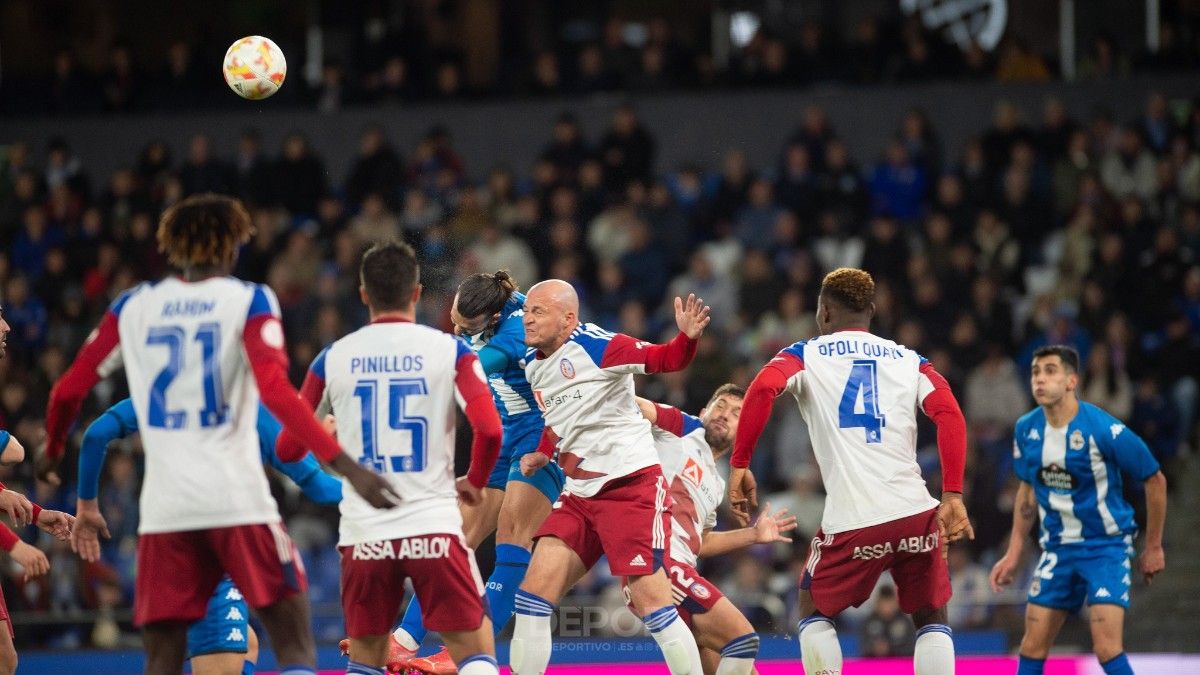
[6,7,1200,116]
[1,85,1198,653]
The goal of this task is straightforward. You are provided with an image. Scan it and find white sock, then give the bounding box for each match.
[643,606,703,675]
[511,590,554,675]
[914,624,955,675]
[799,615,842,675]
[391,627,420,652]
[715,632,759,674]
[458,653,500,675]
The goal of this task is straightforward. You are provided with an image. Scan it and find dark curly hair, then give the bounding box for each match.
[157,193,254,270]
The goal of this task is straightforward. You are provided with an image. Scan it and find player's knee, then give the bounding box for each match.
[1092,639,1123,664]
[1019,632,1052,660]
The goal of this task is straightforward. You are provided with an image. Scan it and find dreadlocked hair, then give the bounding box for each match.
[157,193,254,270]
[820,267,875,312]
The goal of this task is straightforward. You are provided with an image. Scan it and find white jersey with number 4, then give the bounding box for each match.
[775,330,940,534]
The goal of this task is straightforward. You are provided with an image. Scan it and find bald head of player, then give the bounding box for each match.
[523,279,579,354]
[816,267,876,335]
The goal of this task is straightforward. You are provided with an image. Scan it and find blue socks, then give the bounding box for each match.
[398,544,533,645]
[397,595,430,647]
[346,662,384,675]
[1017,655,1045,674]
[1101,653,1133,675]
[485,543,532,636]
[243,659,255,675]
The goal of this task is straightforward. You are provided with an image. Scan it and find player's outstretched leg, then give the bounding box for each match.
[628,570,704,675]
[912,607,954,675]
[489,480,556,634]
[255,594,317,674]
[510,537,588,675]
[798,613,841,675]
[689,596,759,675]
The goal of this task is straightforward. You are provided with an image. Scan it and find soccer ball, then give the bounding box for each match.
[222,35,287,100]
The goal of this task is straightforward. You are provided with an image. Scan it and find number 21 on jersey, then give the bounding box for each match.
[353,377,428,473]
[839,359,886,443]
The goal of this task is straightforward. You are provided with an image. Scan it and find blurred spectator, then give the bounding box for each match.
[345,125,404,209]
[179,134,234,196]
[349,193,402,245]
[1078,33,1132,80]
[995,37,1051,82]
[859,585,914,657]
[234,129,273,207]
[948,546,993,629]
[965,345,1027,433]
[869,139,926,222]
[274,132,328,216]
[1101,126,1158,201]
[599,104,656,190]
[101,44,139,113]
[1083,342,1134,420]
[464,224,538,288]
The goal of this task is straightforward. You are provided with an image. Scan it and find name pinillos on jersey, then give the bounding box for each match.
[1012,401,1160,549]
[522,323,694,497]
[92,278,285,533]
[649,404,724,568]
[305,319,492,546]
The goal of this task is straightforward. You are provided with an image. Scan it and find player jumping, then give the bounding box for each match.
[341,271,565,675]
[277,241,504,675]
[729,267,972,675]
[43,193,396,675]
[625,385,798,675]
[510,280,710,675]
[989,345,1167,675]
[78,398,343,675]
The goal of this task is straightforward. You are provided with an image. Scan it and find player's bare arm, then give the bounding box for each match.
[699,503,797,558]
[0,490,33,527]
[990,480,1037,592]
[70,499,111,563]
[1139,471,1167,584]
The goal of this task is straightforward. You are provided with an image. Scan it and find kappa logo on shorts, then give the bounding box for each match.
[1094,587,1112,598]
[226,628,246,642]
[225,587,243,601]
[690,582,711,600]
[559,358,576,379]
[225,607,245,621]
[629,554,648,567]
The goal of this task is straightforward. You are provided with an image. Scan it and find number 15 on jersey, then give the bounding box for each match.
[353,377,429,473]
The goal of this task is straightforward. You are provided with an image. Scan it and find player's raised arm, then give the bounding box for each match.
[256,405,343,505]
[728,346,805,524]
[41,292,129,484]
[599,294,709,375]
[698,503,797,558]
[453,338,503,504]
[916,358,972,548]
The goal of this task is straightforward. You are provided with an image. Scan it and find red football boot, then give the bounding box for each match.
[404,646,459,675]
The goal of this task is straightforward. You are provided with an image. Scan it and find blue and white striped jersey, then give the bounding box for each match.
[1013,402,1159,550]
[462,291,543,432]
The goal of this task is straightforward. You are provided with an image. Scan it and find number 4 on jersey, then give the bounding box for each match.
[839,359,886,443]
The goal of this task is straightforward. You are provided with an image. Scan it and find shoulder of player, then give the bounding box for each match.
[1013,407,1045,440]
[109,280,158,315]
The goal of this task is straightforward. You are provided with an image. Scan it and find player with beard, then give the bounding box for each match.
[623,384,797,675]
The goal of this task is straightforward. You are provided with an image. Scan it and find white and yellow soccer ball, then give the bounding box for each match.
[222,35,287,100]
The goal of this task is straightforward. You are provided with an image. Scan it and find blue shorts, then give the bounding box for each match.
[1027,542,1134,612]
[486,420,565,503]
[187,576,250,658]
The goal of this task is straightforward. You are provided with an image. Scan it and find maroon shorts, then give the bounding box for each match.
[621,559,723,625]
[801,507,950,617]
[535,466,672,577]
[0,580,10,638]
[135,522,306,626]
[340,533,486,638]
